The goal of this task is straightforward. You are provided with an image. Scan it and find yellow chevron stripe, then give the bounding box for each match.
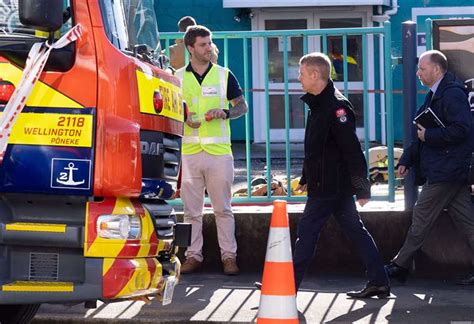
[85,202,92,252]
[137,208,153,257]
[103,258,115,276]
[2,281,73,292]
[86,198,157,261]
[114,259,150,298]
[6,222,66,233]
[86,198,131,262]
[150,259,163,289]
[0,63,83,108]
[112,197,136,215]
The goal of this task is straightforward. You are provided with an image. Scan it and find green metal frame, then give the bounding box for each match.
[162,22,395,205]
[425,18,433,50]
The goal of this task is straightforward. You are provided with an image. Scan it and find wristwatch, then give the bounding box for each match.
[223,109,230,119]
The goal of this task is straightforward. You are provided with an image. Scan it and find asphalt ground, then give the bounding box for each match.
[32,143,473,323]
[34,273,474,323]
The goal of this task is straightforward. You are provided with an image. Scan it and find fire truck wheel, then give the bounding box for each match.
[0,304,41,324]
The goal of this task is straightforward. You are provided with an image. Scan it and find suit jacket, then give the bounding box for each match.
[399,72,472,184]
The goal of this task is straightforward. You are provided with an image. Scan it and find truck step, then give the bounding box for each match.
[0,222,83,247]
[2,281,74,292]
[5,222,66,233]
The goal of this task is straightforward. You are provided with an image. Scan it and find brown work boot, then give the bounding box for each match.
[222,258,239,275]
[180,257,202,274]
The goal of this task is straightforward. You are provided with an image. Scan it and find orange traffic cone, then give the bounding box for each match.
[257,200,298,323]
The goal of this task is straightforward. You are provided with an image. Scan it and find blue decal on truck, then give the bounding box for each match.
[0,107,95,196]
[51,158,91,190]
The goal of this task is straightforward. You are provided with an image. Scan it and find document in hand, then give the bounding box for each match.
[413,108,446,128]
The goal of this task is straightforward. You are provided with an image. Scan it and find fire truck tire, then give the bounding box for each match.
[0,304,40,324]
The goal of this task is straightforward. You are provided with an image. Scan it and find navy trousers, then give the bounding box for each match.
[293,195,389,290]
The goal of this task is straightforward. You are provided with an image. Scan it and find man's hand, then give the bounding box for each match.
[417,124,426,142]
[185,112,202,129]
[398,165,408,178]
[206,109,227,120]
[295,183,307,193]
[357,199,369,207]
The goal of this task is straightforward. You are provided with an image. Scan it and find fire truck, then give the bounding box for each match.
[0,0,189,322]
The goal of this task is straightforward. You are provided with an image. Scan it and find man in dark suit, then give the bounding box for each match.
[386,50,474,285]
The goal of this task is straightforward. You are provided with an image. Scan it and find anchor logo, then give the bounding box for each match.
[56,162,85,186]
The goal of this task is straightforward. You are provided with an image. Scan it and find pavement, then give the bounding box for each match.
[32,143,474,323]
[34,273,474,323]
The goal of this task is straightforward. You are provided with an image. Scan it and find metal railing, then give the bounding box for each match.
[161,21,395,204]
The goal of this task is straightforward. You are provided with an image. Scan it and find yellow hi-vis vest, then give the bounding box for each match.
[176,64,231,156]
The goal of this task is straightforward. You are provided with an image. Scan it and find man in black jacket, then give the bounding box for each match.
[386,50,474,285]
[293,52,390,298]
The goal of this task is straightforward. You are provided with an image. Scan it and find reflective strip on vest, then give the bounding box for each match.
[217,67,228,141]
[218,67,226,110]
[182,136,231,144]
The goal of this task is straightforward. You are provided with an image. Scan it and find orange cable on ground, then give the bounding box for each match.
[257,200,298,324]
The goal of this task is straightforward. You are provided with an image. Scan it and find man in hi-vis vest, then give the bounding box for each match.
[176,25,248,275]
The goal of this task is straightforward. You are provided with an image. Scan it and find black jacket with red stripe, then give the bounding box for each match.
[299,80,370,199]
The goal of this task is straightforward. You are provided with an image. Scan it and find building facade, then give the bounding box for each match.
[156,0,474,142]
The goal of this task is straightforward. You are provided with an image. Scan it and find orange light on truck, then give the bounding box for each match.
[153,90,163,114]
[97,215,142,240]
[0,80,15,104]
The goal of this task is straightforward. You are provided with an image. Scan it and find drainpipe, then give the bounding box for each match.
[384,0,398,17]
[373,0,399,23]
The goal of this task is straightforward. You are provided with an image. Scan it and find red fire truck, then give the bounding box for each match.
[0,0,188,322]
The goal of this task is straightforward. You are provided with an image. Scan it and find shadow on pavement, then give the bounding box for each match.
[34,273,474,323]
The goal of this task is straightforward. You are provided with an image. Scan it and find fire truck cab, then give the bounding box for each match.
[0,0,188,322]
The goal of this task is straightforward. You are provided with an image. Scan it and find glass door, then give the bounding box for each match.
[321,18,365,129]
[252,13,314,143]
[252,9,375,143]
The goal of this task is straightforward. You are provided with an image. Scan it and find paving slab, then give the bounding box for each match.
[34,273,474,323]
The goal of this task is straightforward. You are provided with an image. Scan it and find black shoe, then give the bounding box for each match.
[346,285,390,299]
[254,281,262,290]
[385,262,409,283]
[456,273,474,285]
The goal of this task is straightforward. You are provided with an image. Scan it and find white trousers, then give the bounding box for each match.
[181,151,237,262]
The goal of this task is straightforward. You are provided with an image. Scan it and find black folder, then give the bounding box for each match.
[413,108,446,128]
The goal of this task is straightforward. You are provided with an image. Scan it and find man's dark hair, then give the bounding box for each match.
[425,50,448,73]
[178,16,196,32]
[184,25,212,48]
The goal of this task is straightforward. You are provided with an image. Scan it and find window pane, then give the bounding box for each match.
[124,0,161,52]
[321,19,363,82]
[269,95,305,129]
[265,19,306,83]
[100,0,161,52]
[100,0,129,49]
[348,93,364,128]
